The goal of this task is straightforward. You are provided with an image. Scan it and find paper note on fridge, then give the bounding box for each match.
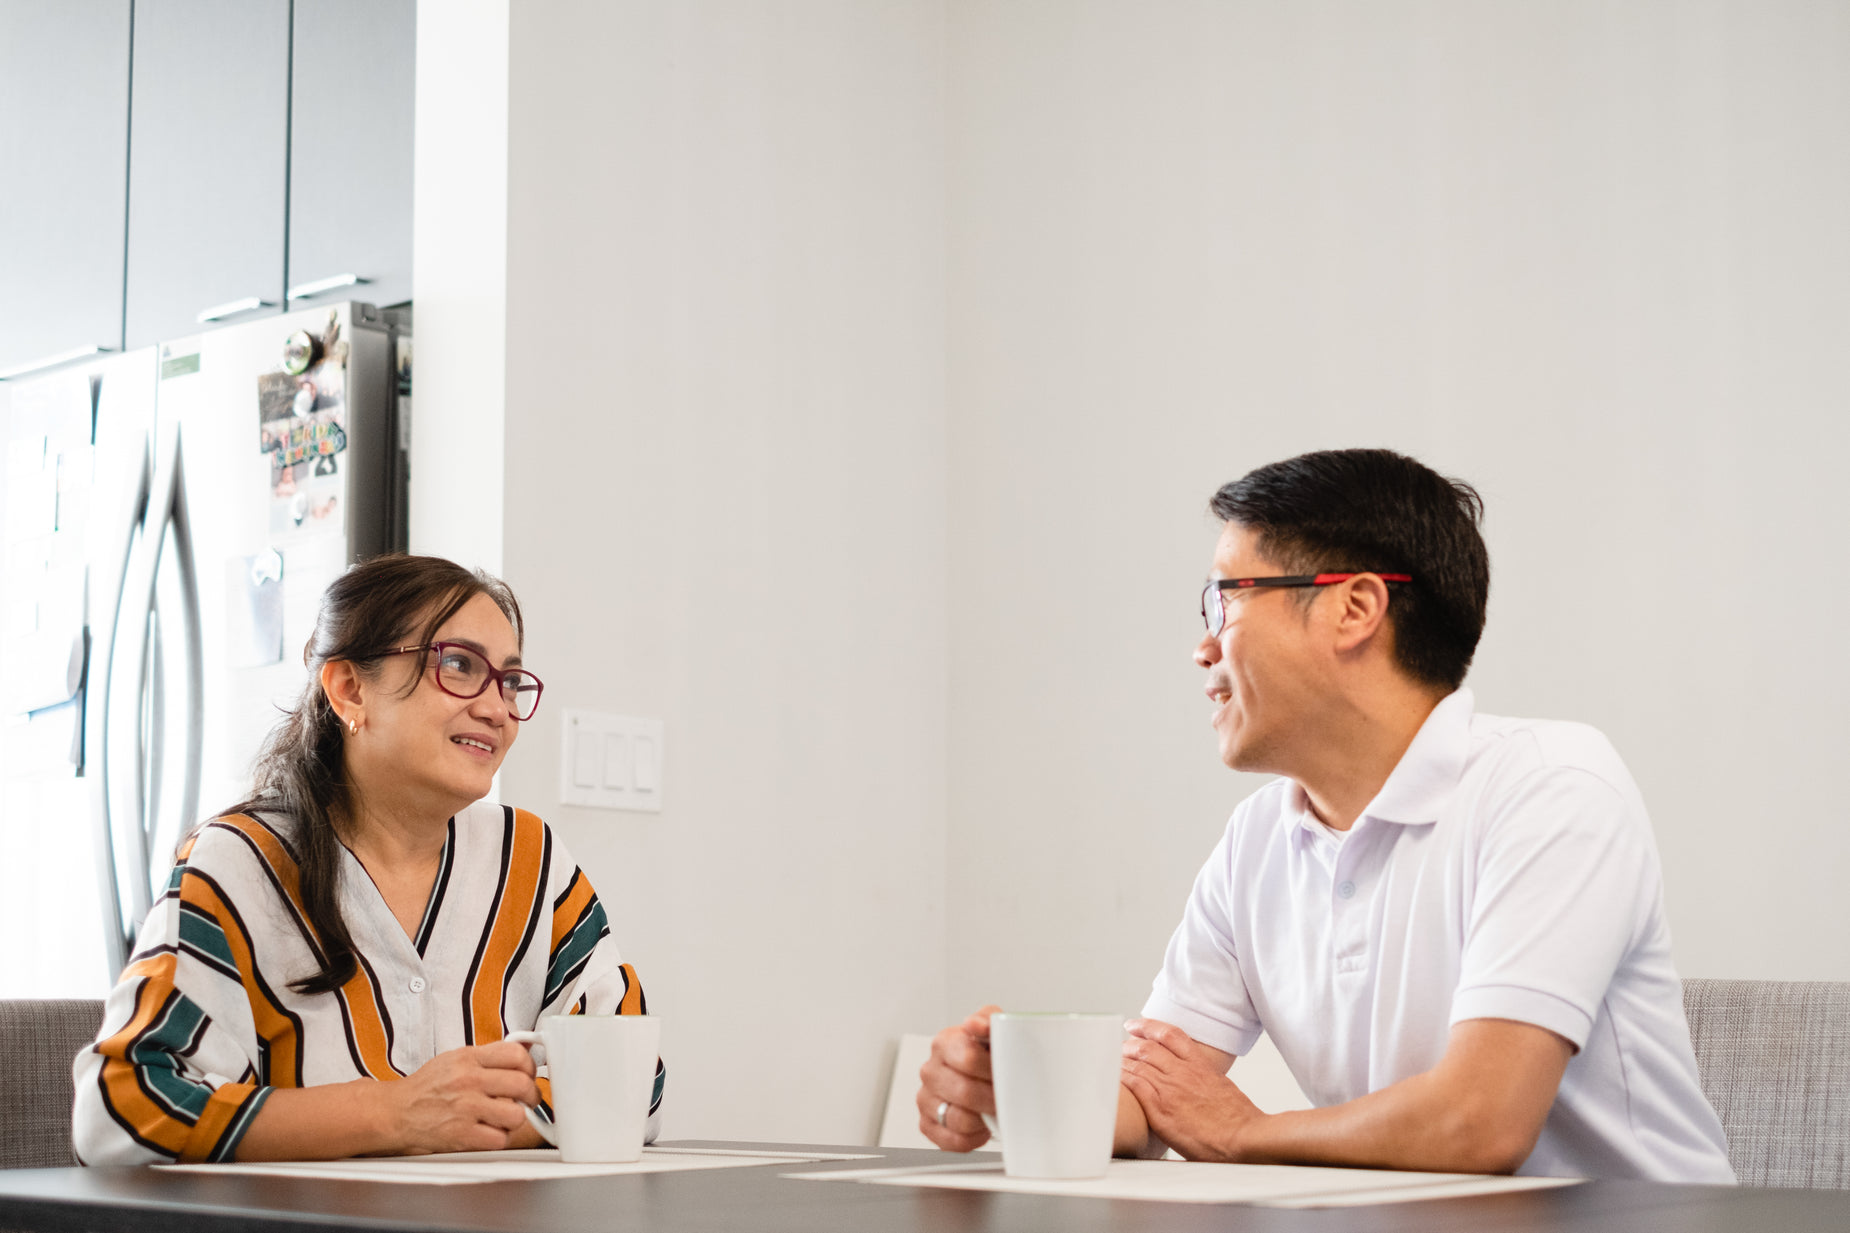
[226,551,287,668]
[3,625,87,716]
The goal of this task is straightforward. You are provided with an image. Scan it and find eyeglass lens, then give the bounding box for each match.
[1201,584,1224,636]
[433,645,542,720]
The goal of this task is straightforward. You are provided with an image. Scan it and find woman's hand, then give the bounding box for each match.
[235,1042,542,1161]
[382,1041,543,1155]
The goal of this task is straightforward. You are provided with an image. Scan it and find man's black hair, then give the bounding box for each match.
[1210,449,1490,690]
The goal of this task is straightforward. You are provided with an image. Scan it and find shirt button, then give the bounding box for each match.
[1337,880,1356,900]
[408,976,427,993]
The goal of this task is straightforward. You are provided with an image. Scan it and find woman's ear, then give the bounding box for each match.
[321,660,365,732]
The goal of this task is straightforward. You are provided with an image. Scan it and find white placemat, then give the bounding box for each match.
[160,1146,874,1185]
[783,1157,1584,1208]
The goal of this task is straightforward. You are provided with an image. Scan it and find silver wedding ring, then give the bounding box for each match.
[935,1100,950,1127]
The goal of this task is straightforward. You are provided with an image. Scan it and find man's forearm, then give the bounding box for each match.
[1123,1018,1570,1175]
[1218,1068,1538,1174]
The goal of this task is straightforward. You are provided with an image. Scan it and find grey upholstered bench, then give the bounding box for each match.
[0,1000,105,1170]
[1683,977,1850,1189]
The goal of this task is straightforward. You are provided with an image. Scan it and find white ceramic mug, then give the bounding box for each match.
[979,1012,1122,1179]
[504,1014,660,1163]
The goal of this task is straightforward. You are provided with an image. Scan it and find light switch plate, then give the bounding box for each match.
[559,710,663,812]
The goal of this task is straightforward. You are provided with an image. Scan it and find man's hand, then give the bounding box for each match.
[1119,1018,1251,1162]
[916,1005,999,1151]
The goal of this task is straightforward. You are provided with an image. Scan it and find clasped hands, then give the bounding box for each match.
[916,1005,1262,1162]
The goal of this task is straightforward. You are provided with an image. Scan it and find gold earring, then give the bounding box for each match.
[348,716,359,735]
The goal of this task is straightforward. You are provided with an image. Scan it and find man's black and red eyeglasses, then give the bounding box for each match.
[1200,573,1413,637]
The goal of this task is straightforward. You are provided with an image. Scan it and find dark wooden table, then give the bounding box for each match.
[2,1142,1846,1233]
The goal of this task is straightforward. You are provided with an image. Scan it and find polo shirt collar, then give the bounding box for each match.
[1359,687,1474,826]
[1285,688,1474,839]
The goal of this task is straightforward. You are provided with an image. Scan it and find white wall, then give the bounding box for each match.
[413,0,1850,1143]
[493,1,949,1145]
[410,0,508,573]
[944,0,1850,1029]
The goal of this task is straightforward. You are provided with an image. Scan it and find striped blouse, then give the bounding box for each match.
[72,800,663,1165]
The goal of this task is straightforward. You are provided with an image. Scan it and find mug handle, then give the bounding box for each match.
[502,1030,556,1147]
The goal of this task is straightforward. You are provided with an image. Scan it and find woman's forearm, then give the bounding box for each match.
[233,1078,547,1160]
[234,1080,396,1161]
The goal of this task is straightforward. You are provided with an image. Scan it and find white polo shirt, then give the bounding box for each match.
[1144,689,1734,1182]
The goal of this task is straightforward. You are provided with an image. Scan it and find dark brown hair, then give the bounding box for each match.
[1210,450,1490,690]
[224,554,524,995]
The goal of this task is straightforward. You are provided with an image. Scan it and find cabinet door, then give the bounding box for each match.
[287,0,415,312]
[0,1,131,377]
[124,0,290,349]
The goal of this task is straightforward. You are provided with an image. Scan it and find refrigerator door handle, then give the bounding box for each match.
[162,428,205,891]
[90,436,153,978]
[106,420,185,956]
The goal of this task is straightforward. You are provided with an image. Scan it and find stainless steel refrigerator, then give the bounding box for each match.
[0,302,408,987]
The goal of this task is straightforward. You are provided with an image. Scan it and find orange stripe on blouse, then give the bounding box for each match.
[182,1081,260,1161]
[210,815,311,921]
[470,809,548,1042]
[182,871,301,1088]
[96,955,194,1158]
[211,814,401,1080]
[617,963,645,1016]
[551,869,597,953]
[335,960,405,1079]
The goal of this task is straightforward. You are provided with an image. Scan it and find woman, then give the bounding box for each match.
[73,555,662,1164]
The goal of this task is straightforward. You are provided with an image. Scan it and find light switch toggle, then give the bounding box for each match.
[573,732,600,788]
[560,711,664,813]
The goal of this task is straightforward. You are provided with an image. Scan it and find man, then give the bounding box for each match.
[918,449,1733,1181]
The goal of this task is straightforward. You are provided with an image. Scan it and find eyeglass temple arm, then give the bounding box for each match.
[1215,573,1412,590]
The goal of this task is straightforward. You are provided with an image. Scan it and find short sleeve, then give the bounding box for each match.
[538,839,664,1142]
[1143,821,1264,1057]
[1449,767,1657,1049]
[71,838,274,1165]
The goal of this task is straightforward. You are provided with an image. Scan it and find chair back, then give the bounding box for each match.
[877,1033,936,1149]
[0,1000,106,1169]
[1683,977,1850,1189]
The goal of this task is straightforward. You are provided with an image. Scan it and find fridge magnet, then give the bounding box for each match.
[268,414,348,495]
[281,330,321,377]
[256,372,296,433]
[257,310,349,472]
[268,480,340,536]
[303,311,349,402]
[269,481,305,535]
[395,336,412,397]
[305,361,344,415]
